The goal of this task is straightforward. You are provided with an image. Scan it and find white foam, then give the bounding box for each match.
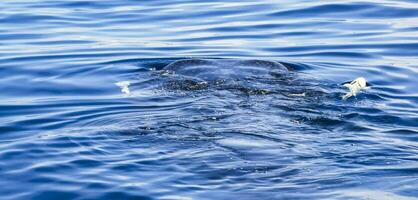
[342,77,369,100]
[115,81,131,94]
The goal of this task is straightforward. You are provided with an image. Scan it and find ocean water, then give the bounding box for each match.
[1,0,418,199]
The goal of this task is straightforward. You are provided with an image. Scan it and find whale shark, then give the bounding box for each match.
[161,59,370,99]
[163,59,288,82]
[160,59,293,95]
[115,58,369,100]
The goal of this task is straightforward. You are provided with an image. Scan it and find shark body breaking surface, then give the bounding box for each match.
[160,59,292,94]
[163,59,288,81]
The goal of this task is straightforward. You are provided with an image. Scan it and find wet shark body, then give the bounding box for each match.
[163,59,288,82]
[154,59,369,101]
[161,59,291,94]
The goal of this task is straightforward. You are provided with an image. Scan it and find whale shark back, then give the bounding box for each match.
[163,59,288,82]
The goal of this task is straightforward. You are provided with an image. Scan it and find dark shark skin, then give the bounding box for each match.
[163,59,288,82]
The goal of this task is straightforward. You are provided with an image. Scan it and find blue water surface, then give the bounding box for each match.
[0,0,418,199]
